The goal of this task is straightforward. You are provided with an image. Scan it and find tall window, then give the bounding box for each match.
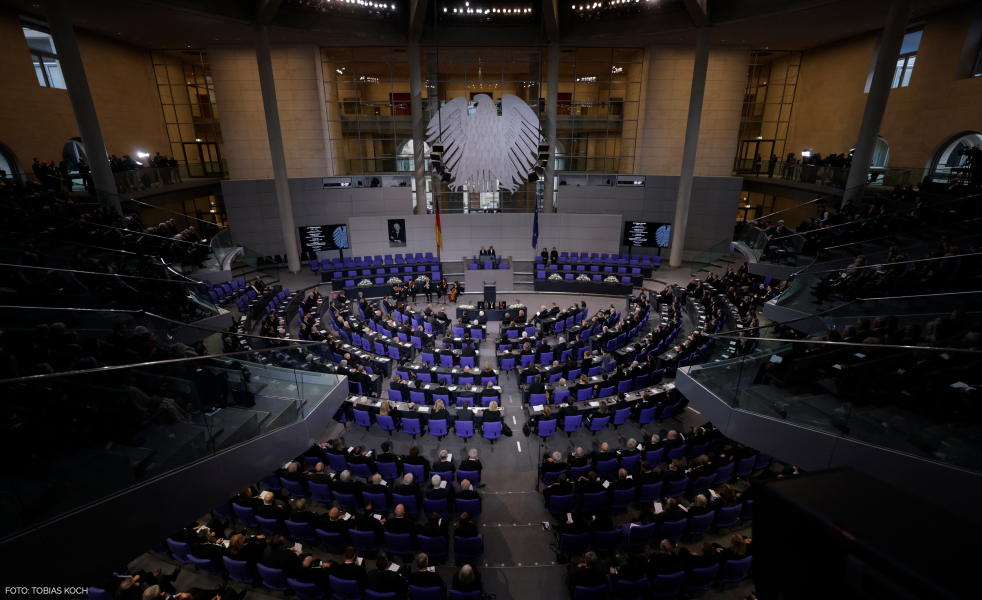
[891,29,922,89]
[21,21,66,89]
[734,51,801,174]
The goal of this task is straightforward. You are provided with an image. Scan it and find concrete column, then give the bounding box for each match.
[843,0,913,205]
[41,0,119,211]
[409,41,427,215]
[425,51,441,213]
[668,26,711,268]
[544,41,559,213]
[254,23,301,273]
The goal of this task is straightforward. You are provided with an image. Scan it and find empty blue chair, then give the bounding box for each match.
[595,458,617,478]
[649,571,685,598]
[448,591,481,600]
[213,502,233,521]
[719,556,753,583]
[734,456,756,478]
[741,500,754,523]
[377,415,397,434]
[716,505,743,530]
[530,393,547,406]
[309,482,332,504]
[455,420,474,440]
[423,497,449,516]
[563,414,583,438]
[384,531,413,554]
[559,532,590,556]
[232,503,258,528]
[350,461,374,479]
[256,516,286,536]
[285,519,317,542]
[687,512,715,538]
[387,389,404,403]
[611,488,636,509]
[224,557,256,584]
[329,576,362,600]
[429,418,448,440]
[363,491,389,513]
[417,534,448,558]
[315,529,347,551]
[263,473,283,491]
[166,538,194,564]
[280,477,307,498]
[288,578,324,599]
[637,406,657,426]
[659,519,687,542]
[573,585,608,600]
[620,453,641,473]
[638,482,663,503]
[354,409,374,431]
[334,492,359,510]
[404,463,427,482]
[257,564,289,592]
[458,469,480,485]
[454,534,483,558]
[685,563,720,593]
[483,421,501,442]
[610,578,648,600]
[410,586,443,600]
[377,460,399,480]
[549,494,575,515]
[714,461,735,485]
[690,474,716,494]
[588,415,610,434]
[392,493,418,515]
[350,529,379,553]
[643,448,664,466]
[537,419,557,439]
[621,522,656,547]
[580,491,607,513]
[456,498,481,517]
[188,553,224,575]
[592,528,624,552]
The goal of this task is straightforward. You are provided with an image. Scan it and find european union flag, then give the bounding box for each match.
[532,202,539,249]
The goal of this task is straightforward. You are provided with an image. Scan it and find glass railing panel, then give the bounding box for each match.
[0,339,338,539]
[690,240,732,276]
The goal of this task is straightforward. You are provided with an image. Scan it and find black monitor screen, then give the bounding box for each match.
[622,221,671,248]
[299,224,349,252]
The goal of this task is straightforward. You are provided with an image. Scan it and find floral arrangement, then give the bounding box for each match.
[548,273,563,281]
[509,304,526,310]
[387,277,403,285]
[414,275,430,285]
[458,304,476,310]
[604,276,620,284]
[358,279,373,287]
[576,274,591,282]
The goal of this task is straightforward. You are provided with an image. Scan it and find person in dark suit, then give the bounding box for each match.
[590,442,617,470]
[362,473,392,506]
[567,552,609,596]
[609,468,637,496]
[375,440,402,474]
[367,555,407,599]
[419,512,449,540]
[456,479,482,511]
[318,507,351,541]
[646,539,680,577]
[687,455,716,481]
[402,444,431,474]
[256,491,290,522]
[394,473,423,506]
[263,535,305,576]
[385,504,417,536]
[330,546,368,589]
[456,401,475,422]
[353,502,385,545]
[542,472,573,506]
[458,448,483,477]
[453,513,479,538]
[479,381,499,404]
[542,451,568,475]
[347,446,376,474]
[550,247,559,264]
[289,498,319,526]
[528,375,546,396]
[408,554,445,589]
[654,497,687,524]
[636,461,662,486]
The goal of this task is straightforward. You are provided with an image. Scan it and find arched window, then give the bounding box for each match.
[928,131,982,183]
[871,137,889,168]
[0,142,24,182]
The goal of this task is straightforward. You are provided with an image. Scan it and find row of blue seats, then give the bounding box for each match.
[339,272,442,288]
[538,264,643,274]
[200,277,247,307]
[536,252,661,266]
[310,253,440,271]
[344,413,505,444]
[322,264,442,278]
[467,260,509,270]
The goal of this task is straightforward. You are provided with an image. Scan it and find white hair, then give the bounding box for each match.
[627,438,637,450]
[404,473,413,485]
[552,451,562,461]
[461,480,471,490]
[559,337,565,343]
[340,470,350,481]
[431,475,441,487]
[468,448,477,458]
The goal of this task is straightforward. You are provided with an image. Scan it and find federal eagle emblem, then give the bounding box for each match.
[426,93,541,193]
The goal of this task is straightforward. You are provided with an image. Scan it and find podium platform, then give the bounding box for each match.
[463,259,513,293]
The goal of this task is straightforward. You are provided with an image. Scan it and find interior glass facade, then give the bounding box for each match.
[322,46,641,211]
[151,50,227,178]
[734,51,801,175]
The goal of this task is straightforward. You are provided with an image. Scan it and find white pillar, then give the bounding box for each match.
[41,0,119,211]
[843,0,913,205]
[254,24,301,273]
[668,26,711,268]
[544,41,559,213]
[409,40,427,215]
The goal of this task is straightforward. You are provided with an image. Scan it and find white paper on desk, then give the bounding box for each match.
[452,368,458,373]
[737,325,744,328]
[439,481,447,489]
[602,480,610,489]
[854,353,866,359]
[449,386,458,391]
[418,406,431,412]
[532,405,542,412]
[665,383,675,390]
[341,513,352,520]
[897,368,906,374]
[294,543,302,552]
[769,355,783,364]
[387,562,400,572]
[357,557,364,566]
[654,502,663,513]
[589,401,600,407]
[373,514,382,521]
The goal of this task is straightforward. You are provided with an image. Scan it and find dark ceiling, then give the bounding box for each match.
[0,0,971,50]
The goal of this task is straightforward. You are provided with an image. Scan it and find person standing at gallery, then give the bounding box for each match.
[767,154,777,178]
[753,153,762,175]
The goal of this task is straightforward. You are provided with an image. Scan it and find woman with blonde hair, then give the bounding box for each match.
[714,533,751,562]
[432,398,449,422]
[452,563,483,593]
[483,399,511,435]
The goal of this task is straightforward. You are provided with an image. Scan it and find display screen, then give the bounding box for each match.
[299,224,349,252]
[622,221,671,248]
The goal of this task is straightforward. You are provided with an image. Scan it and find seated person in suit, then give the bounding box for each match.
[403,444,431,473]
[426,474,454,506]
[375,440,402,473]
[456,478,481,510]
[256,491,290,522]
[567,552,610,596]
[713,533,753,562]
[609,468,637,496]
[456,401,475,422]
[454,512,480,538]
[385,503,417,536]
[394,473,423,505]
[451,564,482,593]
[584,400,609,428]
[379,400,401,428]
[419,512,449,539]
[368,555,408,599]
[458,448,483,478]
[318,507,350,541]
[646,540,681,578]
[289,497,319,525]
[574,471,605,498]
[408,553,445,590]
[353,502,386,545]
[542,451,568,475]
[347,446,376,474]
[479,381,499,403]
[528,375,546,396]
[330,546,369,589]
[542,472,573,507]
[263,534,307,577]
[529,404,556,431]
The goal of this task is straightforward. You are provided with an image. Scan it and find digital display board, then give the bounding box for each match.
[622,221,671,248]
[299,224,349,253]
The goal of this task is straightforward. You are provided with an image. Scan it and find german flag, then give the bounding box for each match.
[434,200,443,260]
